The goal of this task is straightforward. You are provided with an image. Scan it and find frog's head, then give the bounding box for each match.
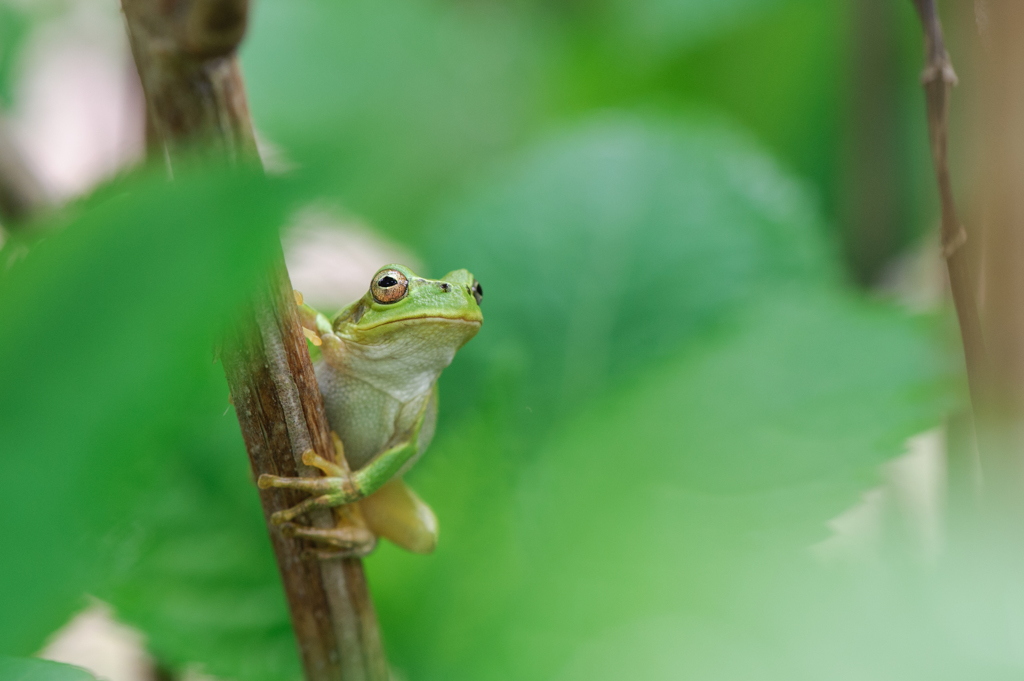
[335,264,483,352]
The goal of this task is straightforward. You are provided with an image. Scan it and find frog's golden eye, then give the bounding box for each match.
[470,279,483,305]
[371,269,409,304]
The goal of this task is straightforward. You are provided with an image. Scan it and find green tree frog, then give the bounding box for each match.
[258,264,483,556]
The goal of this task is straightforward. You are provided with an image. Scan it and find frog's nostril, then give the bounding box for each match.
[440,283,451,292]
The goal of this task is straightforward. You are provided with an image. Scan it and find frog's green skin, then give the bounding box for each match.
[258,264,482,555]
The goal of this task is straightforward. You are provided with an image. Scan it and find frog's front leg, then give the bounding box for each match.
[258,448,360,524]
[295,294,346,365]
[258,397,431,524]
[257,439,422,522]
[295,293,333,338]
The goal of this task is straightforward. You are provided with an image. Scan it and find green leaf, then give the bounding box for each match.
[0,167,288,654]
[373,290,954,681]
[425,114,835,426]
[0,658,96,681]
[100,364,300,681]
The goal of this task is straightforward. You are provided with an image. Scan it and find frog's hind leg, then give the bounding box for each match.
[281,522,377,558]
[358,478,438,554]
[267,491,351,524]
[265,436,377,556]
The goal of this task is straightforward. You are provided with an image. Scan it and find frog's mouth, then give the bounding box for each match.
[357,314,482,331]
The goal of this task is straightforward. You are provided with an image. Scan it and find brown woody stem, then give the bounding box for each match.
[911,0,989,420]
[971,0,1024,510]
[119,1,388,678]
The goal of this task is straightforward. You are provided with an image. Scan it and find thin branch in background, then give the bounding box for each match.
[911,0,989,419]
[119,1,388,679]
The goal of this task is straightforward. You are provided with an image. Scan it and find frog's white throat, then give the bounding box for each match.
[338,319,478,403]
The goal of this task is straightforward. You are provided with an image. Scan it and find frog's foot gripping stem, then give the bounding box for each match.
[280,522,377,559]
[258,432,362,524]
[295,293,348,364]
[258,470,357,524]
[301,447,347,477]
[259,408,426,522]
[259,407,427,556]
[260,439,375,557]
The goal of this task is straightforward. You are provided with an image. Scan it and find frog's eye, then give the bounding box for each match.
[371,268,409,304]
[470,279,483,305]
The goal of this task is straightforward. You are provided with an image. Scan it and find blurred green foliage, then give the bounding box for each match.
[0,657,96,681]
[241,0,934,271]
[424,115,837,423]
[101,364,300,681]
[0,2,29,108]
[0,168,287,653]
[0,0,986,679]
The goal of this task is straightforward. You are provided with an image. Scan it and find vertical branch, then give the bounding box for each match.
[913,0,1024,517]
[910,0,989,417]
[971,0,1024,506]
[121,0,257,164]
[119,1,388,679]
